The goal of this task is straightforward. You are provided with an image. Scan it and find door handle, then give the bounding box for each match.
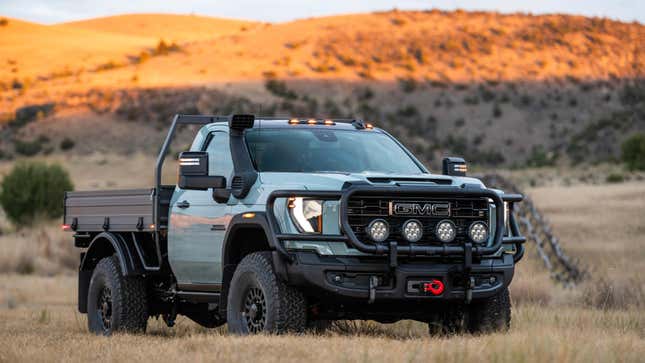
[177,200,190,209]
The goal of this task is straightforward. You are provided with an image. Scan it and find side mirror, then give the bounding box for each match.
[178,151,226,190]
[442,157,467,177]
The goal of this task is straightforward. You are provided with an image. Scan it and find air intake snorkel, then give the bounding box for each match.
[228,114,258,199]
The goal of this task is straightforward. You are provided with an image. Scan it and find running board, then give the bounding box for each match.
[175,291,221,303]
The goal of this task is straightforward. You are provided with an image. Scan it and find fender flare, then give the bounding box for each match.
[80,232,143,276]
[219,212,289,312]
[221,212,288,275]
[221,212,278,263]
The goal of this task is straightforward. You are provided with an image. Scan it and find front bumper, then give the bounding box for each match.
[285,251,515,302]
[266,184,525,304]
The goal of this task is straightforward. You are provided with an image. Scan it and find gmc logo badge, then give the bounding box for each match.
[389,202,451,217]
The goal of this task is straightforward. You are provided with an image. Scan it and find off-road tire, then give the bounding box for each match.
[427,305,466,335]
[227,252,306,334]
[87,255,148,335]
[467,287,511,334]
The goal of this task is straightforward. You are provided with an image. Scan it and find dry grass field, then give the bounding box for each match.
[0,159,644,362]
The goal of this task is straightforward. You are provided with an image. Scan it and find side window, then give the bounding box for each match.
[204,132,234,181]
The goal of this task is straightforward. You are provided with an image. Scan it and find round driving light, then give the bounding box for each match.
[435,220,456,243]
[402,219,423,242]
[367,219,389,242]
[468,222,488,244]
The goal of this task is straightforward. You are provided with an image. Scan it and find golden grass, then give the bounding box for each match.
[0,276,642,363]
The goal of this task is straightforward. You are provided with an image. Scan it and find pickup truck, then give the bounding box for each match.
[63,114,526,335]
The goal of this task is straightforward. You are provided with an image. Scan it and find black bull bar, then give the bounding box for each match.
[266,184,526,266]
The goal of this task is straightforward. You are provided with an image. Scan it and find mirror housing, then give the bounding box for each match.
[442,157,467,177]
[178,151,227,190]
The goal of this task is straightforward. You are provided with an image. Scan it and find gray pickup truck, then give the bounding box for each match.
[63,114,525,335]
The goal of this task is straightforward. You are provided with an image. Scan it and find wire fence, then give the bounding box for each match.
[480,174,587,286]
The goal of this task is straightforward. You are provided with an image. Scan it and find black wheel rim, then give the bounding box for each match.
[242,287,266,333]
[96,286,112,332]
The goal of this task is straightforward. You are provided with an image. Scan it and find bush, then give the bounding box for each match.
[264,79,297,100]
[14,139,43,156]
[606,173,624,183]
[526,146,557,168]
[621,133,645,171]
[60,138,75,151]
[154,39,181,55]
[492,103,502,118]
[10,103,55,129]
[398,77,417,93]
[0,162,74,226]
[0,18,8,26]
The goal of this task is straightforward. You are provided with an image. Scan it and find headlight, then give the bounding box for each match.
[287,197,323,233]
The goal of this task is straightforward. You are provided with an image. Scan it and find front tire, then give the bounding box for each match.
[427,305,466,335]
[227,252,306,334]
[467,287,511,334]
[87,256,148,335]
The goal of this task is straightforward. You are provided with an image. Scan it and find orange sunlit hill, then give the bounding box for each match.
[0,10,643,167]
[1,11,643,89]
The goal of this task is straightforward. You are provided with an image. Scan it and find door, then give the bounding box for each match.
[168,130,234,288]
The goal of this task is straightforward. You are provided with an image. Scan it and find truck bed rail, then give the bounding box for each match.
[64,189,156,232]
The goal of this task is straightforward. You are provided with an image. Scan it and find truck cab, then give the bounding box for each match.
[64,114,525,335]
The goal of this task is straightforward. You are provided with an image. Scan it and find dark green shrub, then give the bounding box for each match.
[526,146,557,167]
[606,173,624,183]
[10,103,55,129]
[60,138,75,151]
[14,139,43,156]
[621,133,645,171]
[479,86,496,102]
[0,162,74,226]
[398,77,417,93]
[264,79,297,99]
[492,103,502,118]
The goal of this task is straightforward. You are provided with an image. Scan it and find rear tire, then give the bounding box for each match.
[227,252,306,334]
[467,287,511,334]
[87,255,148,335]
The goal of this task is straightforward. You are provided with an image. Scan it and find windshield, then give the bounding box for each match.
[245,128,425,174]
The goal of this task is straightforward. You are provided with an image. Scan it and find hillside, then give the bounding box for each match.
[0,17,154,81]
[60,13,256,43]
[0,10,643,167]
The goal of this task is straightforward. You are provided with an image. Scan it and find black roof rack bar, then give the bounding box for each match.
[163,114,367,124]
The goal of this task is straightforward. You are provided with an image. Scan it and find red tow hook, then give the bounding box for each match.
[423,279,445,295]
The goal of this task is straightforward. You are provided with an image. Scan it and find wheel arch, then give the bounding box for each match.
[78,232,144,313]
[220,212,286,313]
[80,232,142,275]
